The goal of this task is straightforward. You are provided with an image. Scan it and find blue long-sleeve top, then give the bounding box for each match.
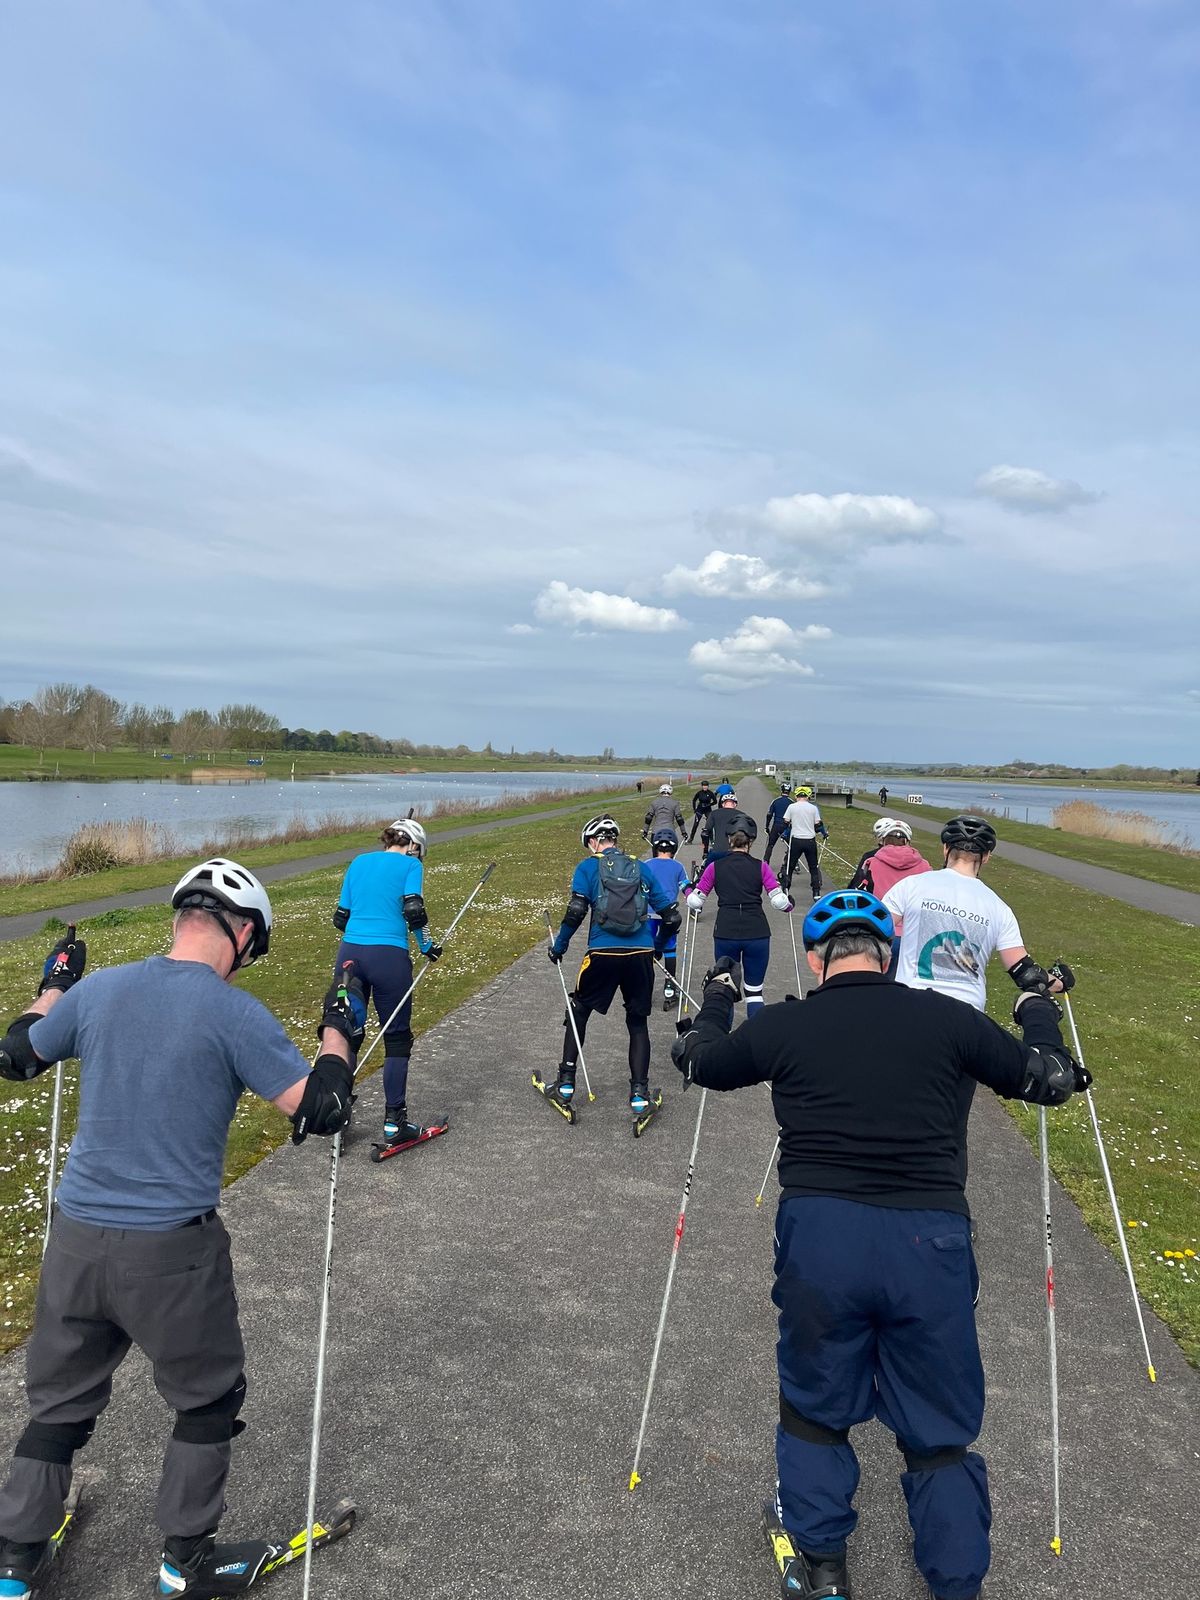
[554,850,679,954]
[337,851,433,953]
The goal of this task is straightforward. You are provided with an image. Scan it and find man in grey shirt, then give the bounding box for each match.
[0,859,363,1599]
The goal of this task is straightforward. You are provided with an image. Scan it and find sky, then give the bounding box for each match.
[1,0,1197,764]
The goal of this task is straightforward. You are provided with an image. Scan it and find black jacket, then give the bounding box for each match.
[708,807,758,853]
[692,787,716,816]
[681,973,1068,1216]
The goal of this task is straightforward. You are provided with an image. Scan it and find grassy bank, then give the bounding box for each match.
[0,793,649,1353]
[860,799,1200,896]
[0,788,635,921]
[821,809,1200,1364]
[0,745,657,783]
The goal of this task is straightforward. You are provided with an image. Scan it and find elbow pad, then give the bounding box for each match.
[1009,955,1051,995]
[331,906,350,933]
[0,1014,46,1083]
[562,892,590,932]
[658,902,682,937]
[1017,1046,1080,1107]
[402,894,429,931]
[290,1054,354,1144]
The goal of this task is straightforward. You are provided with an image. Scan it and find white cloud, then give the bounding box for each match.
[661,549,829,600]
[688,614,830,692]
[533,579,686,633]
[505,622,540,635]
[974,464,1099,513]
[745,492,940,545]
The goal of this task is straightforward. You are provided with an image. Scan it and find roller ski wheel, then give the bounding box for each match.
[158,1499,356,1597]
[0,1476,88,1600]
[761,1498,850,1598]
[631,1085,663,1138]
[369,1119,449,1162]
[531,1072,577,1123]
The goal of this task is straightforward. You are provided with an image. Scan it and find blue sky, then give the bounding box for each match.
[1,0,1196,762]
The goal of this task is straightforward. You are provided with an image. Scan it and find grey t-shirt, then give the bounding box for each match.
[30,955,308,1229]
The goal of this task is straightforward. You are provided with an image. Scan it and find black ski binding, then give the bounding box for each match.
[632,1089,664,1138]
[761,1497,849,1598]
[531,1072,576,1124]
[259,1497,356,1581]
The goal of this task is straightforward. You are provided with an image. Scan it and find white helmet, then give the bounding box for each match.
[881,818,913,842]
[581,815,620,847]
[872,817,898,839]
[171,857,272,966]
[659,783,672,795]
[389,818,428,858]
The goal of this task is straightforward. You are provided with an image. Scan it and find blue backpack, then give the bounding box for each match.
[595,850,649,937]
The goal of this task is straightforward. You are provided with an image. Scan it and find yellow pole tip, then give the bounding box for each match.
[628,1471,641,1491]
[754,1196,763,1208]
[589,1092,597,1102]
[1050,1537,1062,1557]
[1148,1366,1157,1383]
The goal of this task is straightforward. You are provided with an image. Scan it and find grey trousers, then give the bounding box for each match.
[0,1210,245,1542]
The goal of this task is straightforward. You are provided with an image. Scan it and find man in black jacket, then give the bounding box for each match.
[705,791,758,861]
[688,779,715,843]
[671,891,1088,1600]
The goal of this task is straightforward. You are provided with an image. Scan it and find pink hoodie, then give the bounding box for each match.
[867,843,931,898]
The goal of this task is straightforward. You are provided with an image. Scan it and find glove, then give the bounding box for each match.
[1049,961,1075,994]
[786,894,795,912]
[548,944,565,965]
[670,1030,693,1081]
[686,891,704,913]
[424,944,444,963]
[331,906,350,933]
[702,956,743,1001]
[319,970,367,1049]
[39,928,85,996]
[817,825,829,840]
[1072,1059,1093,1092]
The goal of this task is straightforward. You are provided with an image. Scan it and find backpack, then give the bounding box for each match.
[594,850,650,936]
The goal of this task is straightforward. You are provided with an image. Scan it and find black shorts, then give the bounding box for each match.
[571,950,654,1019]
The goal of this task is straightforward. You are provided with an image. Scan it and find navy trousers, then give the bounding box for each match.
[773,1196,991,1600]
[336,941,414,1105]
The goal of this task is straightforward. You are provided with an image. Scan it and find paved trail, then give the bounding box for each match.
[1,805,1194,1599]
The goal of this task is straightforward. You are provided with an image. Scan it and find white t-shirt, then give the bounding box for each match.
[883,867,1022,1012]
[783,799,822,839]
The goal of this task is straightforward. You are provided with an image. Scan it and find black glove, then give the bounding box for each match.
[331,906,350,933]
[670,1028,695,1082]
[1049,961,1075,993]
[702,956,743,1001]
[424,943,443,963]
[39,928,85,996]
[1071,1059,1093,1092]
[548,943,565,965]
[319,971,367,1049]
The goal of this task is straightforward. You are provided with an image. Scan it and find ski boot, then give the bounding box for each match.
[630,1081,663,1138]
[369,1105,449,1162]
[761,1499,851,1598]
[662,978,678,1011]
[158,1533,282,1597]
[0,1480,84,1599]
[531,1068,577,1123]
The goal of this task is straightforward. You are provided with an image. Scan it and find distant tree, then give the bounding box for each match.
[217,702,281,753]
[720,751,743,766]
[314,729,335,752]
[151,704,176,746]
[172,708,211,756]
[0,698,17,744]
[16,682,83,760]
[702,750,721,765]
[74,686,125,763]
[123,702,157,751]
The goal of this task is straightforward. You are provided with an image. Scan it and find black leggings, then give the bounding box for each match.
[784,838,823,895]
[563,1003,650,1081]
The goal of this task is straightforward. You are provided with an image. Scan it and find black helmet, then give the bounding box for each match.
[779,781,792,793]
[651,829,679,854]
[940,815,997,855]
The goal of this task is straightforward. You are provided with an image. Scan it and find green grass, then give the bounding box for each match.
[0,788,635,920]
[821,808,1200,1366]
[856,799,1200,896]
[0,744,660,783]
[0,793,651,1352]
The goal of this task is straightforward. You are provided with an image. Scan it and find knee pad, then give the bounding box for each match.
[779,1393,850,1446]
[900,1442,968,1473]
[383,1029,414,1057]
[172,1374,247,1445]
[15,1418,96,1465]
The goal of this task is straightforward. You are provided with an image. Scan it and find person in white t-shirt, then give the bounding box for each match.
[781,793,829,899]
[883,815,1071,1012]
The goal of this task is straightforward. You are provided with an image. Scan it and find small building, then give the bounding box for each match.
[764,762,778,776]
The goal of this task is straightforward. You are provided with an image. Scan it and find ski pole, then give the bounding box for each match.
[42,925,75,1258]
[628,1086,708,1490]
[1038,1105,1063,1556]
[755,1135,780,1208]
[1062,994,1156,1383]
[786,910,802,998]
[544,911,596,1103]
[301,864,497,1600]
[674,907,690,1025]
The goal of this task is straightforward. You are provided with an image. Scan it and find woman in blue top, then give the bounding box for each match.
[332,818,442,1150]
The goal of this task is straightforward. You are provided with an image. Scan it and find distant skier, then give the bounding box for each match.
[780,792,828,899]
[764,782,793,868]
[705,791,759,862]
[643,830,692,1009]
[878,785,889,805]
[849,818,931,898]
[671,890,1090,1600]
[688,779,716,843]
[687,829,792,1014]
[644,784,686,844]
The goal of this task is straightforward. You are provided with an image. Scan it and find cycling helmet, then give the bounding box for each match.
[388,818,428,858]
[171,857,273,967]
[659,783,673,795]
[582,815,621,847]
[872,817,898,839]
[940,815,997,855]
[802,890,894,950]
[720,791,738,804]
[798,785,814,798]
[881,819,913,842]
[779,781,792,794]
[651,829,679,854]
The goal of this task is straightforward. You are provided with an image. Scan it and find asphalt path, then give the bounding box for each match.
[0,795,638,943]
[854,797,1200,926]
[1,810,1194,1598]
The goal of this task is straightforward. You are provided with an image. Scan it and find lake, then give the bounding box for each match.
[0,770,627,876]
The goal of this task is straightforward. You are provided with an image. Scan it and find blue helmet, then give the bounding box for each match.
[802,890,894,950]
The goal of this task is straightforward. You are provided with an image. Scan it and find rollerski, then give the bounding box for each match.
[631,1081,663,1138]
[369,1105,449,1163]
[531,1070,577,1124]
[761,1497,850,1598]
